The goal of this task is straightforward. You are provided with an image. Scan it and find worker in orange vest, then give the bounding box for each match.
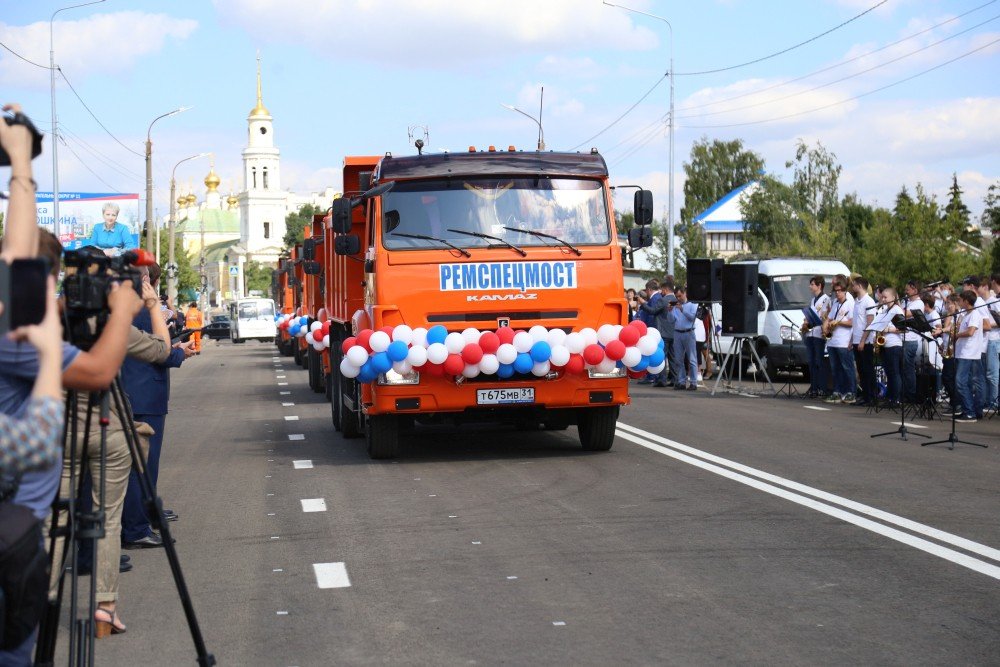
[185,301,204,353]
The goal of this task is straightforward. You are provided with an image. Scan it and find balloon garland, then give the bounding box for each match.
[303,320,667,384]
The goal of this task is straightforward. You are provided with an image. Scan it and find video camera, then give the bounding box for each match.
[61,246,154,347]
[0,110,43,167]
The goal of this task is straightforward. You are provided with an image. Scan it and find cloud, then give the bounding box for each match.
[0,12,197,88]
[537,55,607,79]
[211,0,658,67]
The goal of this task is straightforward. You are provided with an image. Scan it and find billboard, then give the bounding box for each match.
[35,192,140,249]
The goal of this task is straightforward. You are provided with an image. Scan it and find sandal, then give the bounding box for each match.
[94,607,127,637]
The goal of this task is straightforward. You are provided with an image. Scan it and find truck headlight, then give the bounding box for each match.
[378,369,420,385]
[779,325,802,342]
[588,367,626,379]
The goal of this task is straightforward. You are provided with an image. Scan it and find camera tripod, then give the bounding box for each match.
[34,377,215,667]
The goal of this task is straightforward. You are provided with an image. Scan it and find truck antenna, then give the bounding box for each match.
[408,125,430,155]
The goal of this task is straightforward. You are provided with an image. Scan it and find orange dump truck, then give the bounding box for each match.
[301,214,328,394]
[324,148,654,458]
[272,255,296,357]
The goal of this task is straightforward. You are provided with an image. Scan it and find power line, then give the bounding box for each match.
[674,0,890,76]
[680,36,1000,129]
[676,0,997,113]
[610,120,667,168]
[0,40,51,69]
[58,67,144,157]
[59,134,125,193]
[60,125,143,182]
[568,74,667,151]
[675,14,1000,121]
[604,112,669,154]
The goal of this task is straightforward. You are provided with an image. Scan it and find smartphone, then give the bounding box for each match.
[0,258,49,335]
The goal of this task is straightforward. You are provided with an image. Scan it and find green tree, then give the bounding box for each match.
[944,173,978,249]
[680,137,766,226]
[155,232,199,294]
[283,204,320,248]
[615,210,635,236]
[982,180,1000,272]
[244,260,273,295]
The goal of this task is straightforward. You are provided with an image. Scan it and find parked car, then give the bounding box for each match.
[203,315,231,340]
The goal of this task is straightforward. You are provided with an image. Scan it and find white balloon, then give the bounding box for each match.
[322,335,330,348]
[407,345,428,367]
[546,328,567,347]
[529,325,548,342]
[648,361,666,374]
[346,346,369,367]
[392,360,413,374]
[305,332,315,345]
[496,343,518,365]
[597,324,617,345]
[310,321,323,332]
[549,345,570,367]
[313,341,325,352]
[564,332,585,354]
[579,327,598,347]
[392,324,414,344]
[531,360,551,376]
[426,342,449,365]
[637,333,659,356]
[461,363,480,378]
[369,331,391,352]
[622,346,642,367]
[445,332,465,354]
[513,331,533,353]
[411,327,428,348]
[612,324,624,338]
[479,354,499,375]
[462,327,481,344]
[646,327,663,341]
[339,357,360,378]
[296,328,307,338]
[596,357,617,374]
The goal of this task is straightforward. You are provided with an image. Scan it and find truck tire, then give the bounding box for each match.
[366,414,399,460]
[577,406,619,452]
[293,343,304,367]
[325,372,333,402]
[307,347,323,393]
[340,373,362,439]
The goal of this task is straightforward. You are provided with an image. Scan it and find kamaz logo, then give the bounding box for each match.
[467,293,538,302]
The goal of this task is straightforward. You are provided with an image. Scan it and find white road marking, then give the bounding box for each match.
[268,459,274,462]
[273,568,283,572]
[278,382,289,386]
[288,434,305,441]
[615,422,1000,580]
[301,498,327,512]
[282,402,295,407]
[448,515,458,518]
[265,475,272,478]
[552,621,566,626]
[803,406,830,411]
[507,576,518,580]
[313,562,351,589]
[889,421,928,429]
[284,416,299,421]
[428,494,437,497]
[276,375,286,379]
[472,541,481,545]
[267,493,275,497]
[270,536,280,540]
[280,391,291,395]
[267,513,276,516]
[293,460,313,469]
[276,611,289,616]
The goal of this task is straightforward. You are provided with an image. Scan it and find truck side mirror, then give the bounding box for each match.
[302,260,322,275]
[334,234,361,256]
[633,190,653,226]
[302,238,316,260]
[330,198,353,234]
[628,226,653,249]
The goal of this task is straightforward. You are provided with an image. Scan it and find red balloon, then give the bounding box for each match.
[341,336,357,353]
[629,320,648,336]
[479,331,500,354]
[583,344,605,366]
[424,362,444,376]
[496,327,516,345]
[443,354,465,375]
[380,325,395,337]
[565,354,585,374]
[355,329,374,352]
[604,339,626,361]
[461,343,484,365]
[618,325,640,346]
[626,369,646,379]
[322,321,331,335]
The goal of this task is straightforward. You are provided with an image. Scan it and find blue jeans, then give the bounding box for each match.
[828,346,855,396]
[985,339,1000,408]
[121,413,166,542]
[805,336,828,393]
[956,357,986,417]
[673,332,697,386]
[902,340,918,401]
[882,346,903,403]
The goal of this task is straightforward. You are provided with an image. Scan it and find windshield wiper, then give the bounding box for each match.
[447,229,526,257]
[503,226,582,256]
[390,232,471,258]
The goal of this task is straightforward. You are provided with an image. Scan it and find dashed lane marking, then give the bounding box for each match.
[278,382,289,386]
[282,402,295,407]
[552,621,566,626]
[803,405,830,411]
[293,460,313,469]
[276,375,287,379]
[889,421,928,429]
[313,562,351,589]
[301,498,327,512]
[280,391,291,395]
[284,415,299,421]
[288,434,305,441]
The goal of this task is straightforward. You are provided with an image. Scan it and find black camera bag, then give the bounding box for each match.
[0,500,48,649]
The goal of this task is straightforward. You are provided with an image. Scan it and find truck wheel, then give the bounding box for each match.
[340,373,362,439]
[325,372,333,402]
[366,414,399,460]
[577,406,619,452]
[307,347,323,393]
[280,338,293,357]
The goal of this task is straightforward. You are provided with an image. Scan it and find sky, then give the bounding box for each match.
[2,0,998,225]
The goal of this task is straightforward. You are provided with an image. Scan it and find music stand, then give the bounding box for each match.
[774,313,804,398]
[870,316,929,441]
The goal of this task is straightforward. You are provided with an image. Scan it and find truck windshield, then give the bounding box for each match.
[382,177,609,250]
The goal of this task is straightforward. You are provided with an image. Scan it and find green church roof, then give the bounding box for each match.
[176,208,240,234]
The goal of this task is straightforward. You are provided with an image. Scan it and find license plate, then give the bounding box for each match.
[476,387,535,405]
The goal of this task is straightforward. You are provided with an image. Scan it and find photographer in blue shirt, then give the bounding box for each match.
[85,202,136,257]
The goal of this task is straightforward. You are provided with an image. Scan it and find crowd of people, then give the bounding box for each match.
[0,103,196,665]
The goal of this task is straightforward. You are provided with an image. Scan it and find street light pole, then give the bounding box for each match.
[145,105,192,252]
[168,152,211,303]
[501,90,546,150]
[603,1,674,277]
[50,0,106,243]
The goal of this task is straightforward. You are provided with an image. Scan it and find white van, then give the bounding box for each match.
[229,297,277,344]
[711,258,852,376]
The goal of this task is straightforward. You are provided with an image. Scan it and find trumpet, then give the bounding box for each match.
[875,332,886,348]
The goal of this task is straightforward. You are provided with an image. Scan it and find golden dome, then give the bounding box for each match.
[176,195,187,207]
[185,193,197,206]
[249,52,270,118]
[204,167,221,192]
[226,193,238,209]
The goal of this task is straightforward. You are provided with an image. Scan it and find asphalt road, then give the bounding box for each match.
[73,340,998,666]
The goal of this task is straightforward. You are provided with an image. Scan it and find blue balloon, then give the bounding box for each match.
[633,356,649,371]
[299,316,308,326]
[387,340,409,362]
[529,341,551,363]
[358,360,377,383]
[657,339,665,350]
[513,352,533,374]
[497,363,515,378]
[648,349,665,367]
[426,325,448,345]
[371,351,392,373]
[289,324,300,336]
